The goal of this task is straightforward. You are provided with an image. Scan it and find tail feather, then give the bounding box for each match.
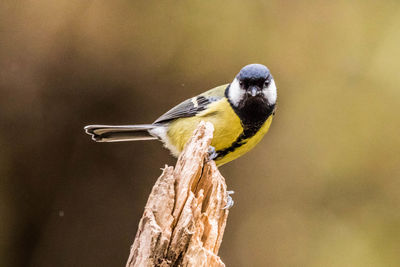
[84,124,158,142]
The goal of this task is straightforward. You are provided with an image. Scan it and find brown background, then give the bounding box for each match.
[1,1,400,266]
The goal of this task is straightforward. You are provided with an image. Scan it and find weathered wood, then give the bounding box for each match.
[126,121,229,267]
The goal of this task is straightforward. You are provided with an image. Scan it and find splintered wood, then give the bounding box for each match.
[126,122,229,267]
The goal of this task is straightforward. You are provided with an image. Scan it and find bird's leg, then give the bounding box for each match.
[223,190,234,209]
[207,145,218,161]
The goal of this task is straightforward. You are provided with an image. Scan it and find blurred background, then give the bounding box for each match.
[1,0,400,266]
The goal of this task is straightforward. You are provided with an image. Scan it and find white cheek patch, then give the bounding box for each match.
[228,78,245,106]
[263,79,277,105]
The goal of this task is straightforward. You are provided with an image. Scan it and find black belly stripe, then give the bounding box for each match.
[215,119,267,160]
[216,86,276,160]
[215,132,248,160]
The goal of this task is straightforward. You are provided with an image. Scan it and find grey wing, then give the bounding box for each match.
[153,94,222,124]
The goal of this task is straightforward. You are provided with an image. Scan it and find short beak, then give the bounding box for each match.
[248,86,258,97]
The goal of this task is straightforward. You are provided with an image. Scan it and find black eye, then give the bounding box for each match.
[264,80,270,86]
[239,81,243,86]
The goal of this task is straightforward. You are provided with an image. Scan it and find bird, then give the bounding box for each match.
[84,63,277,167]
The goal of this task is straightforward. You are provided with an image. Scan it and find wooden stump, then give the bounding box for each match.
[126,121,229,267]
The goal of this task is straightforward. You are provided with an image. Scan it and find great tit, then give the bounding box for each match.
[85,64,277,166]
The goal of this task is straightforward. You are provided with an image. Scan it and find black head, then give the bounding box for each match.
[238,64,271,82]
[237,64,272,96]
[225,63,277,136]
[227,63,276,107]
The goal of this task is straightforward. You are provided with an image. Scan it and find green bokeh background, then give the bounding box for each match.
[1,1,400,266]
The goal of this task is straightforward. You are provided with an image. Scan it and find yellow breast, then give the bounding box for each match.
[166,98,273,166]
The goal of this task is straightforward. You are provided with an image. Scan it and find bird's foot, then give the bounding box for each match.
[207,145,218,161]
[223,190,234,209]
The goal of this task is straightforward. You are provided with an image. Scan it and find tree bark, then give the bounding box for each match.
[126,121,229,267]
